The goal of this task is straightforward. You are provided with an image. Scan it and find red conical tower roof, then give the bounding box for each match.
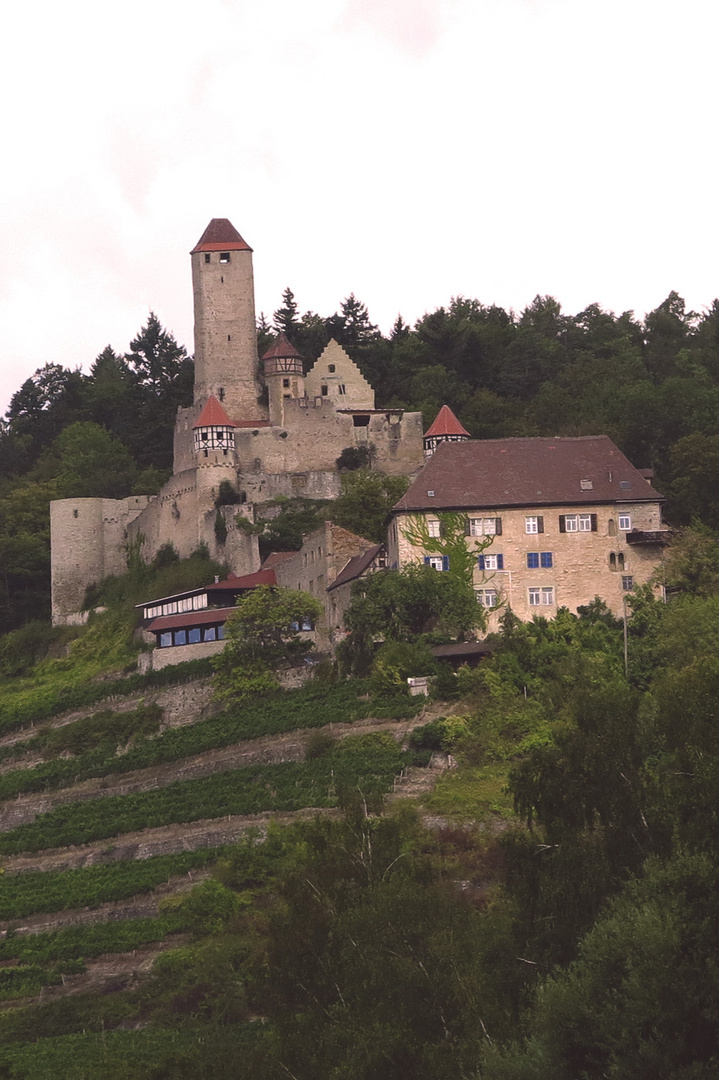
[424,405,470,439]
[191,219,252,254]
[261,332,303,361]
[192,395,236,429]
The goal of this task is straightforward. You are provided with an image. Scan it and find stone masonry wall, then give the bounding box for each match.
[304,339,375,409]
[390,500,666,627]
[51,497,150,624]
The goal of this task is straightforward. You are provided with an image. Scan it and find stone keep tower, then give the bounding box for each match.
[190,219,267,419]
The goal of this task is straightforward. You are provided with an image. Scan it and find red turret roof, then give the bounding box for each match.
[192,395,236,429]
[191,218,252,254]
[424,405,470,439]
[261,332,303,361]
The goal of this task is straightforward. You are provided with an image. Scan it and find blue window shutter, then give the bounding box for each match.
[424,557,431,566]
[527,553,539,569]
[478,554,485,571]
[442,555,450,571]
[497,554,504,570]
[541,552,553,568]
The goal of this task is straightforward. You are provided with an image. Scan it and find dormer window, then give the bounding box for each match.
[219,252,231,263]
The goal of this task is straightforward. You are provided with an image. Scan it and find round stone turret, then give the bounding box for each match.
[262,332,305,425]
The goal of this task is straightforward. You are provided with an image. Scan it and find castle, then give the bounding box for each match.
[50,219,424,624]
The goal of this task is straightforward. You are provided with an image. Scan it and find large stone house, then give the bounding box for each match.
[387,434,669,627]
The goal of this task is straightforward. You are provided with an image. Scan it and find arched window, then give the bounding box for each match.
[608,519,616,536]
[609,553,617,570]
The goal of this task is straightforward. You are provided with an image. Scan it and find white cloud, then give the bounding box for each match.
[2,0,719,415]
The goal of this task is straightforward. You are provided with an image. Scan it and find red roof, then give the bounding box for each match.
[424,405,470,439]
[207,569,276,590]
[191,219,252,254]
[193,396,236,430]
[148,606,237,632]
[261,332,303,361]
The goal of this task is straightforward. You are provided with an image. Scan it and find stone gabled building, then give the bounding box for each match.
[387,435,669,626]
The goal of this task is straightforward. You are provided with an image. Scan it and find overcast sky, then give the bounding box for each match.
[1,0,717,417]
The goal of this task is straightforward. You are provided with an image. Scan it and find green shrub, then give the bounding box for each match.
[214,509,228,545]
[304,730,337,759]
[370,641,438,698]
[409,719,448,751]
[151,542,179,570]
[0,622,77,679]
[215,480,241,507]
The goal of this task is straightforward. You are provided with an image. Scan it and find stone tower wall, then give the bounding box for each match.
[50,496,150,624]
[191,247,267,421]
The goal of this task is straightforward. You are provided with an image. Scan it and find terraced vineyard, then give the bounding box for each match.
[0,666,434,1076]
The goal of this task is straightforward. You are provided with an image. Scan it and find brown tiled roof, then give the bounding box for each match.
[261,332,303,361]
[149,606,236,632]
[191,219,252,253]
[207,569,276,591]
[328,544,383,592]
[232,419,272,429]
[424,405,470,439]
[192,395,235,430]
[392,437,662,513]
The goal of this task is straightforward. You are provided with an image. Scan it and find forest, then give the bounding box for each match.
[1,286,719,1076]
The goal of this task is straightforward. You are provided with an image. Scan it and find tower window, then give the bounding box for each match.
[227,335,231,342]
[328,364,336,372]
[219,252,231,263]
[321,385,328,396]
[283,378,290,388]
[204,253,211,263]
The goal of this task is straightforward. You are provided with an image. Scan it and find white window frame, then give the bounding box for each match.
[427,519,441,538]
[483,553,500,570]
[476,588,498,608]
[578,514,592,532]
[525,516,539,534]
[564,515,578,532]
[470,517,496,536]
[618,514,632,531]
[427,556,444,571]
[529,587,554,606]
